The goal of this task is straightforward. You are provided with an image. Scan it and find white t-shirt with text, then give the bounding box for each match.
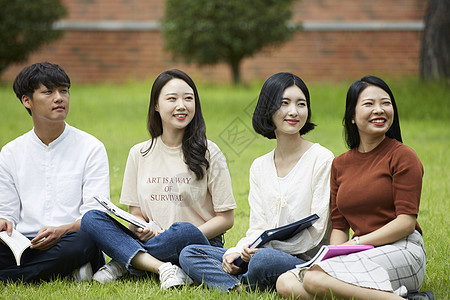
[120,138,236,230]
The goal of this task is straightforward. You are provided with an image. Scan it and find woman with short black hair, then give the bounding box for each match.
[180,72,334,292]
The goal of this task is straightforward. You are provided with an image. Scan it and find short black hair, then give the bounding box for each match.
[344,75,402,149]
[13,62,71,115]
[252,72,315,139]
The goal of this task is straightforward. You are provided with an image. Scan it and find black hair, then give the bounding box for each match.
[13,62,71,115]
[252,72,315,139]
[344,75,402,149]
[143,69,209,180]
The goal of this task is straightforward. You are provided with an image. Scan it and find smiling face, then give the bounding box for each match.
[272,85,308,137]
[22,83,70,124]
[155,78,195,134]
[354,85,394,142]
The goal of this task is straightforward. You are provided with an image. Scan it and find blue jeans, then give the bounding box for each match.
[179,245,306,292]
[0,230,104,283]
[81,210,213,276]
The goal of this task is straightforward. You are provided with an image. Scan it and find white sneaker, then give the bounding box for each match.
[394,285,408,297]
[92,260,127,284]
[72,262,93,283]
[158,262,193,289]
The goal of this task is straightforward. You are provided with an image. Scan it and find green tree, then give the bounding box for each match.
[162,0,295,84]
[0,0,66,75]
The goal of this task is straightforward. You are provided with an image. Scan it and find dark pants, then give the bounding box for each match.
[0,230,104,283]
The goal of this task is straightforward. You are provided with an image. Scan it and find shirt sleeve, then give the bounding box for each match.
[391,146,424,216]
[225,161,265,256]
[309,154,333,241]
[119,145,140,207]
[0,147,20,227]
[79,141,110,217]
[207,142,237,212]
[330,159,350,231]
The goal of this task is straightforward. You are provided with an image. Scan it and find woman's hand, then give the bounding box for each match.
[341,239,358,246]
[330,229,350,245]
[128,205,160,242]
[353,214,417,246]
[132,226,161,243]
[332,214,417,247]
[222,252,242,274]
[241,244,258,262]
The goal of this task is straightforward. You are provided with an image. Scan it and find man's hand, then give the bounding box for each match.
[30,226,66,250]
[0,218,13,236]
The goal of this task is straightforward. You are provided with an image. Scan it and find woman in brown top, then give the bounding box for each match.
[276,76,433,300]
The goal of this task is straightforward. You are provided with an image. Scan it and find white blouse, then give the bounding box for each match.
[225,143,334,257]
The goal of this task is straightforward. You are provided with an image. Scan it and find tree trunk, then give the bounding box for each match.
[229,58,241,85]
[420,0,450,82]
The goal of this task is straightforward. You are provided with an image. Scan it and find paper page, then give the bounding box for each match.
[94,196,161,230]
[0,229,31,266]
[295,245,328,268]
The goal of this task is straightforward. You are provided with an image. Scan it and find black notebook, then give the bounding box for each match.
[233,214,319,267]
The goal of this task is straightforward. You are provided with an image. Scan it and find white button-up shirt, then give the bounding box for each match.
[0,124,109,237]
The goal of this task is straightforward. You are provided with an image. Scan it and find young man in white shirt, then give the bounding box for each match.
[0,62,110,283]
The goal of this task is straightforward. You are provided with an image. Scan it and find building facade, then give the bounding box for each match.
[1,0,427,84]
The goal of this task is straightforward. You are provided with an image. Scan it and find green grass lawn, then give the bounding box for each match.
[0,77,448,299]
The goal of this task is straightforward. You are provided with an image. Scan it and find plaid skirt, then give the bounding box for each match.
[290,230,426,293]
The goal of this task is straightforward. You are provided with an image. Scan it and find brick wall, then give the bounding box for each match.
[244,30,423,84]
[293,0,426,21]
[62,0,164,21]
[1,0,427,84]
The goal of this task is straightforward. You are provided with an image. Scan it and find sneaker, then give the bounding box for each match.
[158,262,193,289]
[394,286,408,297]
[92,260,127,284]
[407,290,435,300]
[72,262,93,283]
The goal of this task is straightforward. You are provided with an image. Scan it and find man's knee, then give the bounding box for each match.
[59,231,98,258]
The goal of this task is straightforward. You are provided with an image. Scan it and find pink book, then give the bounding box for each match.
[295,244,374,269]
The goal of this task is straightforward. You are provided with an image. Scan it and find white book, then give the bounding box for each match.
[0,229,32,266]
[94,196,161,230]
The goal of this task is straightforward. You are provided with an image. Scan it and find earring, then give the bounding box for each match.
[351,119,355,124]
